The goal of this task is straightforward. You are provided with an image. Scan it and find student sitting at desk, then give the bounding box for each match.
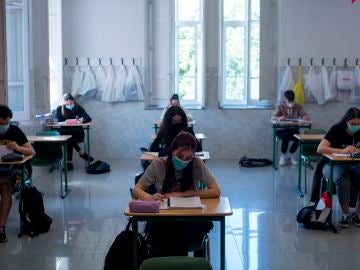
[0,105,35,243]
[160,94,192,122]
[317,107,360,228]
[151,106,202,157]
[132,132,220,256]
[272,90,310,166]
[55,93,94,170]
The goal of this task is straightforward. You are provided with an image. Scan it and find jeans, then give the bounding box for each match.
[322,164,360,206]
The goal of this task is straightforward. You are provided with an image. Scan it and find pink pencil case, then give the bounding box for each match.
[129,200,160,213]
[65,119,78,124]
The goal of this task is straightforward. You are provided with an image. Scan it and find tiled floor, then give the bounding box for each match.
[1,159,360,270]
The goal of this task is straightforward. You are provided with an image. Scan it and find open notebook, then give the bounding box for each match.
[160,196,203,209]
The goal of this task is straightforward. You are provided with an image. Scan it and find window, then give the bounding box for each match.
[174,0,204,108]
[48,0,62,110]
[5,0,29,120]
[219,0,261,107]
[146,0,204,109]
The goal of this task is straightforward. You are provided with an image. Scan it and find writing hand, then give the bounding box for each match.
[151,193,167,202]
[279,116,288,121]
[6,141,19,151]
[343,145,358,154]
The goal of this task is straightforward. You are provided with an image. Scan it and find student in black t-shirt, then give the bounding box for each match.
[317,107,360,228]
[150,106,202,157]
[0,105,35,243]
[55,93,94,170]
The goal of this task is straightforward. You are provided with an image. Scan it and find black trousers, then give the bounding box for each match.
[59,127,85,161]
[145,221,213,256]
[276,128,299,154]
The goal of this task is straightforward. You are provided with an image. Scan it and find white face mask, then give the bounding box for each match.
[286,101,294,108]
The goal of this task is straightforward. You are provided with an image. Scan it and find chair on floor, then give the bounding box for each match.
[301,129,326,194]
[31,131,64,195]
[140,256,213,270]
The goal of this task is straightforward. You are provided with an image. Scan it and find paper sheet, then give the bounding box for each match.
[0,145,13,157]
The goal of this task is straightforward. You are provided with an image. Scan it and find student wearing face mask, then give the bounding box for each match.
[55,93,93,170]
[272,90,310,165]
[317,107,360,228]
[0,105,35,243]
[150,106,202,157]
[160,94,193,122]
[133,132,220,256]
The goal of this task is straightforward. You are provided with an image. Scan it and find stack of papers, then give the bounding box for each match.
[0,145,13,157]
[168,196,202,209]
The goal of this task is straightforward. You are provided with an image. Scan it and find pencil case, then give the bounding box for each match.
[65,119,78,124]
[129,200,160,213]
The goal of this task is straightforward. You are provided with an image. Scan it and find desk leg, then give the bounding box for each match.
[297,142,304,197]
[132,219,139,270]
[220,217,225,270]
[61,141,69,198]
[328,162,334,222]
[86,127,90,167]
[272,127,278,170]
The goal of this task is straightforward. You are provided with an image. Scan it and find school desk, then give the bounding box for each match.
[153,120,196,134]
[124,197,233,270]
[293,134,324,197]
[271,120,312,169]
[46,122,92,167]
[27,135,72,198]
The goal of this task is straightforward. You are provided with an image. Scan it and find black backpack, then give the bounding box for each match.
[239,156,272,167]
[297,191,337,233]
[86,160,110,174]
[104,218,149,270]
[18,186,53,238]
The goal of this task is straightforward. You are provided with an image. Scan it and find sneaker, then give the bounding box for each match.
[290,153,298,165]
[0,227,8,243]
[279,154,286,166]
[339,215,350,228]
[80,153,94,162]
[66,162,74,171]
[352,213,360,227]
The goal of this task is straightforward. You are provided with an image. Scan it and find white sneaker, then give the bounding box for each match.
[279,154,286,166]
[290,153,298,165]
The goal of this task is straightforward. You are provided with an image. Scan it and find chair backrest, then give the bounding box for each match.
[32,131,63,162]
[302,129,326,157]
[140,256,213,270]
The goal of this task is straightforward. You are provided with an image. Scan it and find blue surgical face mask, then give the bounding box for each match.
[65,104,75,110]
[0,123,10,135]
[347,122,360,134]
[172,156,191,170]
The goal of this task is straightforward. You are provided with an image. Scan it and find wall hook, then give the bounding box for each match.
[322,57,325,66]
[356,58,359,66]
[99,58,102,65]
[333,58,336,66]
[76,57,79,66]
[87,57,90,65]
[310,58,314,66]
[132,57,135,65]
[110,57,113,65]
[287,58,290,66]
[121,57,124,65]
[344,58,348,67]
[299,58,302,66]
[64,57,68,66]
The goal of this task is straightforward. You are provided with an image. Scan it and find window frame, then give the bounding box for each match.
[5,0,29,120]
[174,0,205,108]
[219,0,262,109]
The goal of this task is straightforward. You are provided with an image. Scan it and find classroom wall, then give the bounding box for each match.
[59,0,360,160]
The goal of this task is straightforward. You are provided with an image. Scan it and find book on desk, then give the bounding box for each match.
[160,196,203,209]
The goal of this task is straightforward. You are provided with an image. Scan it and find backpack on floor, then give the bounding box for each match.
[104,218,149,270]
[86,160,110,174]
[18,186,53,237]
[297,191,337,233]
[239,156,272,167]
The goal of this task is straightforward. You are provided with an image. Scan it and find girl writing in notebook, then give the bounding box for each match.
[132,132,220,256]
[317,107,360,228]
